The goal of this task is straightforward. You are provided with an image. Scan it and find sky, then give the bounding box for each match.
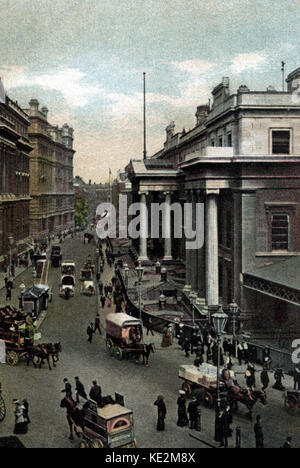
[1,0,300,182]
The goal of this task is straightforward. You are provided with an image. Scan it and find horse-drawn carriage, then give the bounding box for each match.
[179,364,266,419]
[106,313,155,365]
[61,395,137,448]
[60,275,75,299]
[81,281,96,296]
[285,390,300,414]
[51,246,62,267]
[0,326,41,367]
[80,268,93,281]
[0,383,6,422]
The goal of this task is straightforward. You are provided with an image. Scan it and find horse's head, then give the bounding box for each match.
[254,390,267,405]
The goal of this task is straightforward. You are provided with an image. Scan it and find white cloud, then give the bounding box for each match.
[0,66,104,107]
[230,52,268,74]
[170,58,216,76]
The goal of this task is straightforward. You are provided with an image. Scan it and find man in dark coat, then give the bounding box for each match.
[154,395,166,431]
[61,378,72,398]
[177,391,189,427]
[94,314,102,335]
[147,318,155,336]
[89,381,102,406]
[100,295,106,308]
[188,396,199,430]
[254,415,264,448]
[183,337,190,358]
[75,377,87,403]
[87,323,94,344]
[260,367,270,392]
[293,366,300,391]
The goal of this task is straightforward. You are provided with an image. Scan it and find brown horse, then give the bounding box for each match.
[141,343,155,367]
[60,397,85,440]
[227,387,267,420]
[26,343,62,370]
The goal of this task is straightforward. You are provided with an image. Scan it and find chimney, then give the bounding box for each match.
[41,106,49,118]
[195,104,209,126]
[29,99,39,111]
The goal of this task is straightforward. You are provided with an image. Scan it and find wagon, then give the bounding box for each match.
[0,383,6,422]
[106,313,144,361]
[51,246,62,267]
[0,328,40,367]
[81,281,96,296]
[179,364,225,409]
[80,268,93,281]
[284,390,300,414]
[79,397,137,448]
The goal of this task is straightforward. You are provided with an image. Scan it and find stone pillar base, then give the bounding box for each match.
[162,255,173,262]
[183,285,192,294]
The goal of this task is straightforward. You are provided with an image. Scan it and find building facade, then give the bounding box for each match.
[25,99,75,237]
[126,66,300,345]
[0,88,32,270]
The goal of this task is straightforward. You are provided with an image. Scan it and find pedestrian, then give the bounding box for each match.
[260,367,270,392]
[87,323,94,344]
[22,399,30,425]
[187,396,199,430]
[293,365,300,391]
[282,436,292,449]
[6,287,12,302]
[94,314,102,335]
[254,415,264,448]
[98,281,103,295]
[154,395,167,431]
[263,346,272,370]
[100,294,106,308]
[273,368,285,391]
[13,400,28,435]
[219,405,232,448]
[89,381,102,407]
[75,377,87,403]
[183,337,190,357]
[61,378,72,398]
[177,391,189,427]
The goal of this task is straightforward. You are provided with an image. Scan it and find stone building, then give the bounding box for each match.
[126,66,300,344]
[0,85,32,269]
[24,99,75,237]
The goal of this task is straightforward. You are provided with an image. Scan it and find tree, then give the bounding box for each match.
[75,191,90,228]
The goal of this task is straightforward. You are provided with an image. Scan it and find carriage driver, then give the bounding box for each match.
[129,326,142,345]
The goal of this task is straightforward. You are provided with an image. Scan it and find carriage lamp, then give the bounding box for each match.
[155,260,161,275]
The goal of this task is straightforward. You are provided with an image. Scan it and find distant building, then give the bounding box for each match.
[24,99,75,237]
[0,91,32,269]
[125,67,300,345]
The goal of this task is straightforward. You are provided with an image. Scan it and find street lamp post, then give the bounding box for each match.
[32,268,37,287]
[212,307,228,442]
[124,263,129,290]
[135,262,144,320]
[230,300,239,358]
[190,292,197,328]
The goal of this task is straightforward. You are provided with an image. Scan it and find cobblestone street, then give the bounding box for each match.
[0,235,299,448]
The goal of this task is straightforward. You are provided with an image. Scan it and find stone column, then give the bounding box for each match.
[205,190,219,306]
[183,190,192,294]
[163,191,173,262]
[197,190,206,298]
[191,190,198,292]
[138,192,149,263]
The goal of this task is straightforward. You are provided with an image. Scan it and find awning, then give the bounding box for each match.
[243,257,300,306]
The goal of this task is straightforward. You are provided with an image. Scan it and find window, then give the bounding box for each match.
[227,133,232,147]
[272,130,290,154]
[218,136,223,147]
[210,139,215,147]
[271,214,289,251]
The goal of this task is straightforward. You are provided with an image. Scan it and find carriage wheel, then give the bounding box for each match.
[285,394,299,414]
[203,391,214,409]
[90,439,104,449]
[6,351,19,367]
[182,382,192,397]
[79,440,89,449]
[115,347,123,361]
[0,396,6,422]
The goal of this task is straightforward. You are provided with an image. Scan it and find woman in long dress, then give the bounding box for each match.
[154,396,167,431]
[177,391,189,427]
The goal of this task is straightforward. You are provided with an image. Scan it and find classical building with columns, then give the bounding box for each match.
[0,89,32,269]
[126,67,300,343]
[24,99,75,237]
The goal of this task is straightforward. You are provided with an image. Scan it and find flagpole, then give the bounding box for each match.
[143,72,147,160]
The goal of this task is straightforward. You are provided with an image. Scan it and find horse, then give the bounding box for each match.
[227,386,267,420]
[26,343,62,371]
[60,397,85,440]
